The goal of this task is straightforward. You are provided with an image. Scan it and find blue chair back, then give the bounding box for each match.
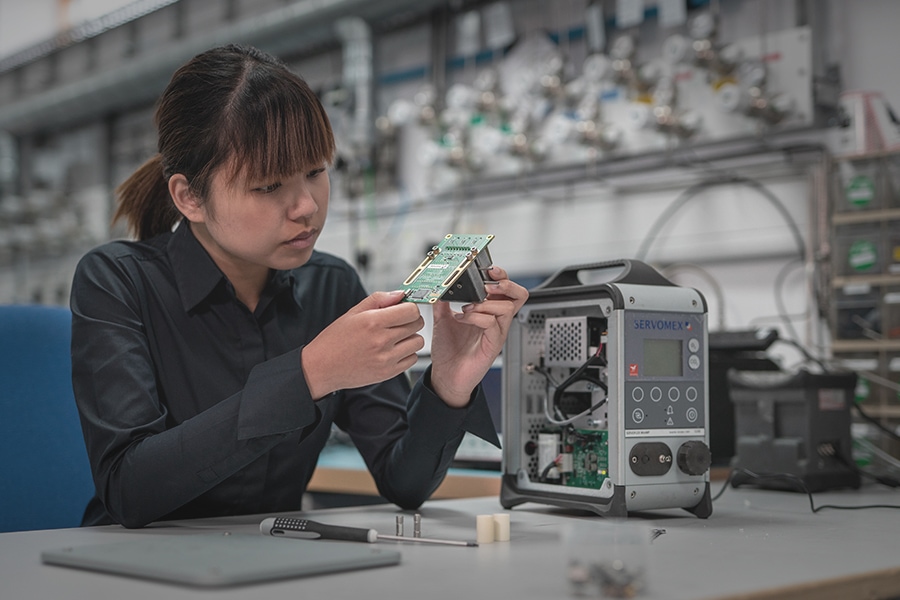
[0,304,94,532]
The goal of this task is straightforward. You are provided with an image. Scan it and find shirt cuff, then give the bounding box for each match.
[408,365,501,449]
[236,347,317,440]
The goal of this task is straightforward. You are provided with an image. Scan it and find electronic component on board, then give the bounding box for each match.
[400,234,494,304]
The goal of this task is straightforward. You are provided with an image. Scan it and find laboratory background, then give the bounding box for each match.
[1,0,900,502]
[3,1,900,598]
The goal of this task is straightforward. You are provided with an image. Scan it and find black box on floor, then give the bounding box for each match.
[728,369,861,493]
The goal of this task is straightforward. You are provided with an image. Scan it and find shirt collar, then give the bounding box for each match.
[168,220,297,313]
[168,221,228,313]
[258,269,297,315]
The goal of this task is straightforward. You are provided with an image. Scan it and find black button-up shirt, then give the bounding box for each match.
[70,222,498,528]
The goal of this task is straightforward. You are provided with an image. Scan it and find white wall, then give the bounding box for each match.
[0,0,143,58]
[830,0,900,110]
[0,1,57,58]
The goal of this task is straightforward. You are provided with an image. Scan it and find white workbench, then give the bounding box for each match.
[2,485,899,600]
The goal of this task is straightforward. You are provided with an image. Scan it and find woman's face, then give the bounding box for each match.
[190,161,331,279]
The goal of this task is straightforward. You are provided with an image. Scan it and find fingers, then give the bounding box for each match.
[485,265,508,281]
[432,265,527,328]
[344,291,425,362]
[349,290,407,313]
[372,310,425,353]
[485,281,528,310]
[349,291,422,329]
[372,290,409,308]
[483,266,529,308]
[453,302,513,338]
[445,266,528,337]
[453,308,504,336]
[367,295,425,357]
[429,298,449,323]
[393,332,426,358]
[461,298,515,318]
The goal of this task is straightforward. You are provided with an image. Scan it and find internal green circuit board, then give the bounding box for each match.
[400,234,494,304]
[564,429,609,489]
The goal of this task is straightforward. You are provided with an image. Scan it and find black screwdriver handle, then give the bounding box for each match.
[260,517,377,543]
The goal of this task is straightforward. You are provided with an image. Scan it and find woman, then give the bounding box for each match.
[70,44,527,528]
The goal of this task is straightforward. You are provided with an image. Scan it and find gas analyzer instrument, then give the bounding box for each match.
[500,260,713,518]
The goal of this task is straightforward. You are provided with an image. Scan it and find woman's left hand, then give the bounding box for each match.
[429,265,529,408]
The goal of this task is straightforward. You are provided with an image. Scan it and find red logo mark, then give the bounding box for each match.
[629,364,639,377]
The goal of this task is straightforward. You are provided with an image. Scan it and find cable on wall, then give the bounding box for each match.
[634,175,807,263]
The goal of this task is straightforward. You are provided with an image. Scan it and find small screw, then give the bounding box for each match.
[630,491,637,499]
[629,297,635,304]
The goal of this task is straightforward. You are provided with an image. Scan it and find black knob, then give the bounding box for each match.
[677,440,711,476]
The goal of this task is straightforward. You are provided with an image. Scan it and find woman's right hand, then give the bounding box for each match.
[301,291,425,399]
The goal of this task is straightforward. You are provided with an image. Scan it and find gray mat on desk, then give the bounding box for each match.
[41,533,400,587]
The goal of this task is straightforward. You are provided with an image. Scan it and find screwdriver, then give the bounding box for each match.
[259,517,477,547]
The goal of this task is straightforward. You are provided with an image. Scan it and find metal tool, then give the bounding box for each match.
[260,517,477,547]
[371,534,474,547]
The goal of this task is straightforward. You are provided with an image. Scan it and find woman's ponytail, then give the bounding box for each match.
[113,154,181,241]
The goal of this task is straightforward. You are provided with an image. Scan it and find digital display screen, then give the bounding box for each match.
[643,339,682,377]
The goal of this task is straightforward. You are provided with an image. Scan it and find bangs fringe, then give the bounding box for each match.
[221,64,334,186]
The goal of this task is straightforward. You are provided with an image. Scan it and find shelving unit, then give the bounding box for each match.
[828,148,900,420]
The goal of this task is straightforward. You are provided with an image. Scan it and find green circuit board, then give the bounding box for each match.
[564,429,609,490]
[400,234,494,304]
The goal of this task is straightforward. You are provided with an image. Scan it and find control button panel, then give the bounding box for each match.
[625,382,705,429]
[623,310,705,432]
